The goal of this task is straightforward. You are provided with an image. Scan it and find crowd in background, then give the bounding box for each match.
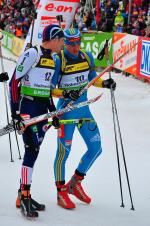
[0,0,37,38]
[0,0,150,38]
[73,0,150,37]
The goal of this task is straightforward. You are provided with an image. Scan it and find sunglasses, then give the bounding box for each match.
[67,37,81,43]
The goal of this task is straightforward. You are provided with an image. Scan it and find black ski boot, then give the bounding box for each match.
[16,189,45,211]
[20,190,39,218]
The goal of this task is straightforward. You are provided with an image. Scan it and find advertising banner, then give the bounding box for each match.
[81,32,113,67]
[137,37,150,81]
[24,0,80,47]
[2,31,14,51]
[113,33,139,75]
[12,37,25,56]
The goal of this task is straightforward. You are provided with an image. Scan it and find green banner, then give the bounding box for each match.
[2,31,14,51]
[81,32,113,68]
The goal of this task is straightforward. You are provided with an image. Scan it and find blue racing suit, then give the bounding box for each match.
[54,48,102,183]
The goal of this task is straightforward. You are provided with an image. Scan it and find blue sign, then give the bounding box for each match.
[140,41,150,77]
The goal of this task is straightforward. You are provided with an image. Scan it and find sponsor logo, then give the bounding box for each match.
[45,3,73,13]
[83,36,95,41]
[40,58,54,67]
[31,125,38,133]
[90,134,100,142]
[113,39,137,63]
[33,90,50,96]
[140,40,150,76]
[17,65,23,72]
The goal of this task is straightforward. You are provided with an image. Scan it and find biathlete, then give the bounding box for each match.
[9,24,64,218]
[51,28,116,209]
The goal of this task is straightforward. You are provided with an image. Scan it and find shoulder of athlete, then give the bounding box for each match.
[51,52,63,98]
[15,47,38,79]
[51,52,61,66]
[84,51,94,64]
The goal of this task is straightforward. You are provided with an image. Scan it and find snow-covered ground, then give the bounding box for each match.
[0,47,150,226]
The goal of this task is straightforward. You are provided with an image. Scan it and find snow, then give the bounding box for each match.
[0,47,150,226]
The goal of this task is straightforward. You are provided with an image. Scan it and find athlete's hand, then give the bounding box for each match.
[62,90,80,101]
[0,72,9,82]
[11,112,25,133]
[102,78,116,90]
[52,116,60,129]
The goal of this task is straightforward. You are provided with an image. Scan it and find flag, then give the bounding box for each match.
[95,0,101,27]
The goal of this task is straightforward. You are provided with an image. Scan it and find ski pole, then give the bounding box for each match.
[105,46,135,210]
[111,91,135,210]
[0,36,14,162]
[24,1,39,50]
[0,35,21,160]
[1,55,17,63]
[104,45,125,208]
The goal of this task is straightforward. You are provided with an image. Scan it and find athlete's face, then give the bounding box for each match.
[54,38,64,53]
[47,38,64,53]
[66,43,80,56]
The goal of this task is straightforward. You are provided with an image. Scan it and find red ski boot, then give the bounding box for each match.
[66,173,91,204]
[57,184,76,209]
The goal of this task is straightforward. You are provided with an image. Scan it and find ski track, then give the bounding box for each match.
[0,47,150,226]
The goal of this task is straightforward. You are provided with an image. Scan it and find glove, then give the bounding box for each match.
[102,78,116,90]
[0,72,9,82]
[62,90,80,101]
[11,112,25,132]
[52,116,60,129]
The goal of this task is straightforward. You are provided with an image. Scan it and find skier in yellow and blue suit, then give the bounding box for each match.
[52,28,116,209]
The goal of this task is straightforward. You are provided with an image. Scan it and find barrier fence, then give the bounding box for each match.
[1,31,150,82]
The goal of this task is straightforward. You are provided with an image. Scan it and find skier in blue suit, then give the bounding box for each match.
[52,28,116,209]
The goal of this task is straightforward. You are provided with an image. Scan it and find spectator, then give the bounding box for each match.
[105,0,117,32]
[0,0,35,38]
[114,10,124,32]
[15,24,23,38]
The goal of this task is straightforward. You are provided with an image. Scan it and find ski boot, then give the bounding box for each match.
[20,188,39,218]
[16,189,45,211]
[66,172,91,204]
[57,184,76,209]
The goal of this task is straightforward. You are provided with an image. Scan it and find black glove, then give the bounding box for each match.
[11,112,25,132]
[102,78,116,90]
[0,72,9,82]
[62,90,80,101]
[52,116,60,129]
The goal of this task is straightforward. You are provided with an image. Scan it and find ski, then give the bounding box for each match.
[0,93,102,136]
[47,118,95,126]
